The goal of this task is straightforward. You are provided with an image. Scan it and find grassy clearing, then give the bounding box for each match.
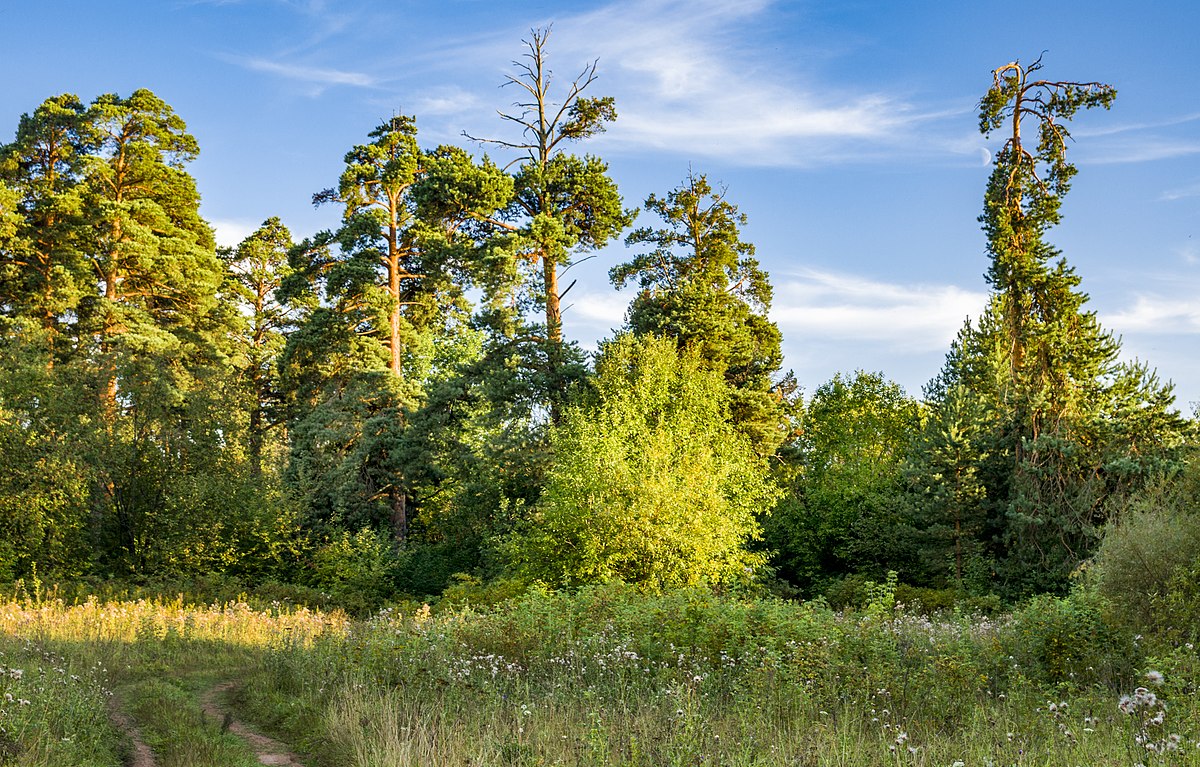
[0,589,345,766]
[0,635,119,766]
[239,585,1200,766]
[0,584,1197,765]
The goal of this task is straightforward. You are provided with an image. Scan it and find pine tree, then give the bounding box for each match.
[466,27,632,421]
[919,57,1187,595]
[280,117,510,541]
[0,94,91,358]
[222,217,297,475]
[613,172,790,453]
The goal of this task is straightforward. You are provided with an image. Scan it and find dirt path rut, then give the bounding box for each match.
[108,681,308,767]
[107,696,156,767]
[199,681,308,766]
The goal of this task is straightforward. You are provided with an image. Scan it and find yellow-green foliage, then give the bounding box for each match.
[507,335,779,590]
[0,595,347,647]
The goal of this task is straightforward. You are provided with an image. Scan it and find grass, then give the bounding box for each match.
[234,586,1200,766]
[0,635,119,766]
[0,588,345,766]
[118,677,263,767]
[0,582,1197,765]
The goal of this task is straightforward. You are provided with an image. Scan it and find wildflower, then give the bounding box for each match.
[1145,670,1164,685]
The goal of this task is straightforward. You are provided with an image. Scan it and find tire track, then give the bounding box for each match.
[199,681,307,766]
[107,695,157,767]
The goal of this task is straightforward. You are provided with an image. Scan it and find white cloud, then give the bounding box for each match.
[413,87,482,117]
[1074,111,1200,138]
[568,290,628,326]
[771,268,987,352]
[1083,139,1200,165]
[500,0,948,166]
[1104,295,1200,335]
[234,56,375,87]
[209,218,258,248]
[1160,181,1200,202]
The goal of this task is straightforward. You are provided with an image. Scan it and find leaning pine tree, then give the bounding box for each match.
[918,57,1187,596]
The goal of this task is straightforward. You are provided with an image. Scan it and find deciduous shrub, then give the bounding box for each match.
[1090,468,1200,642]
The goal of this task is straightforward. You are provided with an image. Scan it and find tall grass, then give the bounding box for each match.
[0,582,1196,766]
[240,584,1200,766]
[0,635,119,766]
[0,587,346,766]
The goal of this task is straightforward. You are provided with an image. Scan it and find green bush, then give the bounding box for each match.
[506,335,778,591]
[1091,470,1200,642]
[1005,590,1137,688]
[306,528,400,615]
[894,584,957,613]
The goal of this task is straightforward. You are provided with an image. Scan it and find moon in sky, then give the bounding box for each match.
[979,147,992,166]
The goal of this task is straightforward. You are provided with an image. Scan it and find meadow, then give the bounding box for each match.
[0,579,1197,766]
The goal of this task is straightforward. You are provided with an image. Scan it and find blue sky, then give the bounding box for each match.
[4,1,1198,409]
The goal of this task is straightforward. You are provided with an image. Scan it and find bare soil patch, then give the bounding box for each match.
[107,695,157,767]
[199,681,308,766]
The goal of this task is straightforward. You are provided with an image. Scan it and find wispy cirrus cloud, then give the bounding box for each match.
[506,0,959,167]
[771,268,988,352]
[1082,138,1200,165]
[231,55,376,87]
[411,87,483,118]
[1074,111,1200,138]
[1160,181,1200,201]
[1105,295,1200,335]
[1073,112,1200,166]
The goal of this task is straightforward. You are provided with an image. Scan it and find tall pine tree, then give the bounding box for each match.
[918,57,1187,595]
[466,27,631,421]
[612,172,790,454]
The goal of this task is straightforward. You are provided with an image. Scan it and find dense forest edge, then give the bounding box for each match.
[1,31,1200,764]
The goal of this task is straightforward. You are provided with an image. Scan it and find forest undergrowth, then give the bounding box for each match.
[0,581,1197,766]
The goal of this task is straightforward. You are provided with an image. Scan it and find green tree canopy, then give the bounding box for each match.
[919,57,1188,596]
[613,172,789,454]
[221,217,297,475]
[765,371,922,593]
[506,334,779,591]
[280,116,512,541]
